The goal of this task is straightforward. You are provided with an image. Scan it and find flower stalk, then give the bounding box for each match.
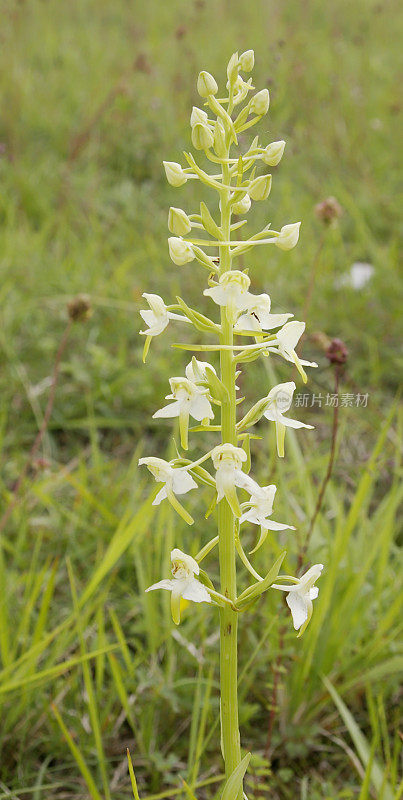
[138,49,323,798]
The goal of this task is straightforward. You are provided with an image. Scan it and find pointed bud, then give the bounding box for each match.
[191,122,214,151]
[168,207,192,236]
[168,237,195,266]
[197,71,218,97]
[262,140,285,166]
[163,161,187,187]
[274,222,301,251]
[226,52,239,84]
[250,88,270,116]
[248,174,272,202]
[213,121,227,157]
[232,193,251,214]
[190,106,209,127]
[239,49,254,72]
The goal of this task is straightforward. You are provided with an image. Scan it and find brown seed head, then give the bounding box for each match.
[67,294,92,322]
[326,338,348,366]
[315,196,343,225]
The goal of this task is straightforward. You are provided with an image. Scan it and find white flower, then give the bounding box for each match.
[211,443,257,517]
[204,270,251,323]
[153,377,214,450]
[185,358,216,384]
[138,457,197,505]
[272,564,323,634]
[269,321,318,382]
[234,293,293,333]
[232,193,251,215]
[139,293,187,362]
[197,71,218,97]
[146,548,211,625]
[190,106,209,127]
[168,237,195,266]
[240,484,295,552]
[250,88,270,116]
[163,161,188,187]
[274,222,301,251]
[262,381,314,457]
[168,207,192,236]
[261,140,285,166]
[239,49,254,72]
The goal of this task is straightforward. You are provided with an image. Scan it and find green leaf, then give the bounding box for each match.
[175,296,220,334]
[204,364,229,403]
[221,752,251,800]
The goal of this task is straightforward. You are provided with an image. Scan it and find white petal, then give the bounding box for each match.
[190,394,214,421]
[278,414,314,430]
[310,587,319,600]
[203,286,227,306]
[171,470,198,495]
[171,548,199,575]
[153,400,183,419]
[181,578,211,604]
[286,591,309,630]
[153,486,168,505]
[145,579,175,593]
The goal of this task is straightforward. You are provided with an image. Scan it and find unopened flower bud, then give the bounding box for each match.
[191,122,214,151]
[168,207,192,236]
[250,88,270,116]
[239,49,254,72]
[190,106,209,127]
[232,193,251,214]
[227,52,239,84]
[274,222,301,251]
[262,140,285,166]
[197,70,218,97]
[163,161,187,187]
[168,237,195,266]
[248,174,272,202]
[213,121,226,157]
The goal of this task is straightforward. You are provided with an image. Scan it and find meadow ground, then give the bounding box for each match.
[0,0,402,798]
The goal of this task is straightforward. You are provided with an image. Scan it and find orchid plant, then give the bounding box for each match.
[138,50,323,799]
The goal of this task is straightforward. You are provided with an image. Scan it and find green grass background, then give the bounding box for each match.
[0,0,402,798]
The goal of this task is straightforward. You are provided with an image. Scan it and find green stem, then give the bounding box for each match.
[218,156,242,793]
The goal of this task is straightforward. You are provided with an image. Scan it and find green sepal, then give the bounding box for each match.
[206,94,238,145]
[175,296,221,334]
[221,752,251,800]
[195,535,219,562]
[197,568,216,592]
[237,396,269,431]
[205,493,217,519]
[189,464,216,487]
[236,551,286,608]
[204,364,229,403]
[235,527,263,582]
[276,421,286,458]
[166,489,194,526]
[193,244,220,272]
[249,526,269,554]
[240,433,252,473]
[200,201,222,239]
[190,424,222,433]
[142,335,151,363]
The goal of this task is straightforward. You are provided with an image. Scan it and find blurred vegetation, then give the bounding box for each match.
[0,0,401,798]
